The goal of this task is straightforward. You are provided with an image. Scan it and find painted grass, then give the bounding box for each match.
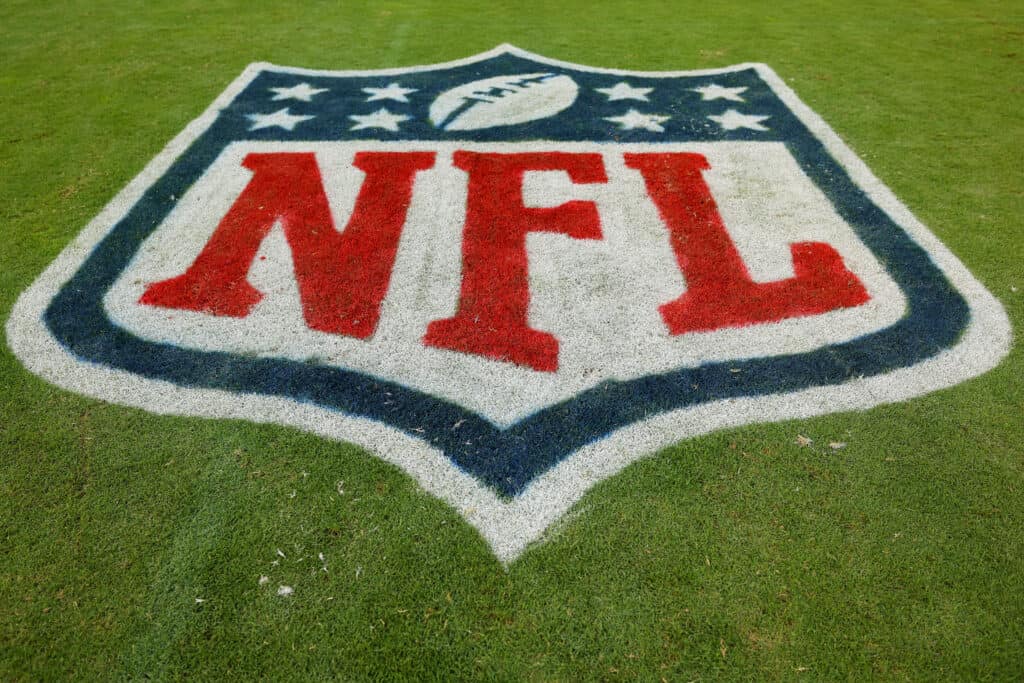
[1,0,1022,679]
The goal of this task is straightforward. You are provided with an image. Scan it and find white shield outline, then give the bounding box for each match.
[6,45,1011,563]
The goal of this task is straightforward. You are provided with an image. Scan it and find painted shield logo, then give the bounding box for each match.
[6,46,1010,562]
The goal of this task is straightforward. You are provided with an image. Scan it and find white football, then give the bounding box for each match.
[429,73,579,131]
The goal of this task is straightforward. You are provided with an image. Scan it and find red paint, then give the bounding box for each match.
[140,151,434,338]
[624,152,869,334]
[424,151,606,372]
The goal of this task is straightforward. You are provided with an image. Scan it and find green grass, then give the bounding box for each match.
[2,0,1022,679]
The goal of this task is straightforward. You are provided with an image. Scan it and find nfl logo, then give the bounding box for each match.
[7,46,1009,562]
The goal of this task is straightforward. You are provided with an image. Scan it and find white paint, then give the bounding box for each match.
[603,109,671,132]
[691,84,747,102]
[595,82,653,101]
[6,46,1013,565]
[708,109,770,131]
[269,83,329,102]
[429,73,579,131]
[246,108,315,132]
[362,82,417,103]
[348,108,410,132]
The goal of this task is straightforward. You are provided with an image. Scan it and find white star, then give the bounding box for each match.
[596,82,653,102]
[269,82,328,102]
[604,108,671,133]
[349,108,411,132]
[246,108,315,131]
[707,109,770,131]
[362,82,418,103]
[691,84,748,102]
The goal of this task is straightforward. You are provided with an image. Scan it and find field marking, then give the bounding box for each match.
[6,46,1011,563]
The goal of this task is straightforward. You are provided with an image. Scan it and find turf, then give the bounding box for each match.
[1,0,1022,679]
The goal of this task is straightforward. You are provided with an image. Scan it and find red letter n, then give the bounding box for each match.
[140,151,435,338]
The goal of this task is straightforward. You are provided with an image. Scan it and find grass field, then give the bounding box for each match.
[2,0,1022,679]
